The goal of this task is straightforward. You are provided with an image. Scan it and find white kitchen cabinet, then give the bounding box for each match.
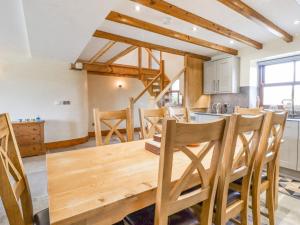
[297,122,300,171]
[203,61,217,94]
[204,57,240,94]
[279,121,299,170]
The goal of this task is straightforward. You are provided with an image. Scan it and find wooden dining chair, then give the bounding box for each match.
[234,106,264,115]
[215,113,265,225]
[125,117,229,225]
[233,108,282,211]
[139,108,166,139]
[167,106,190,123]
[93,108,133,146]
[0,113,49,225]
[251,111,287,225]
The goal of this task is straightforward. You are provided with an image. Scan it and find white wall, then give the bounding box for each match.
[239,35,300,87]
[88,75,151,131]
[0,57,88,142]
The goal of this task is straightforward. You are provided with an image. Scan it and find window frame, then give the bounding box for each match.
[258,55,300,110]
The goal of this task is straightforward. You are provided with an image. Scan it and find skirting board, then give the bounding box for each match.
[88,127,141,137]
[46,127,141,150]
[46,136,89,150]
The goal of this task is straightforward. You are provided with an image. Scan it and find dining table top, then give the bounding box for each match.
[47,139,213,225]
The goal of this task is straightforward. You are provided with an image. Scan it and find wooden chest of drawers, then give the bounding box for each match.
[12,121,45,157]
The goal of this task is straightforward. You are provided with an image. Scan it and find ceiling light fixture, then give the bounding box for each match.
[135,5,141,11]
[294,20,300,25]
[192,26,197,31]
[163,17,172,25]
[230,40,235,44]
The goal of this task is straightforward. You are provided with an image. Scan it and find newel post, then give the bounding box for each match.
[128,97,135,141]
[160,60,165,91]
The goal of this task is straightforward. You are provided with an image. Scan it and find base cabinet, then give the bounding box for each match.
[279,121,299,170]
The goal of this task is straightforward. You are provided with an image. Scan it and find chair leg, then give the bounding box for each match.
[240,204,248,225]
[266,165,276,225]
[215,180,229,225]
[252,181,262,225]
[274,159,279,210]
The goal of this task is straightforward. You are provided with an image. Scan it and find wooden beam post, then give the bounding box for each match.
[160,60,165,91]
[128,97,135,141]
[148,49,152,69]
[138,47,142,80]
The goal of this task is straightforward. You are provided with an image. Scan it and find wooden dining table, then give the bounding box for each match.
[47,139,212,225]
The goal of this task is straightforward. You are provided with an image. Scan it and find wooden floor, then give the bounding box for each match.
[0,137,299,225]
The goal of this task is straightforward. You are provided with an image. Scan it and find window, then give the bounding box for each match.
[168,79,182,106]
[259,56,300,116]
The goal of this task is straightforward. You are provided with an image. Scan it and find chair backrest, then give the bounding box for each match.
[234,106,263,115]
[139,108,166,139]
[0,113,33,225]
[167,107,190,123]
[93,108,133,146]
[225,114,265,182]
[255,111,288,174]
[155,118,228,225]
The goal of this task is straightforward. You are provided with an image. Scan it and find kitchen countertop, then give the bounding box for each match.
[192,112,300,122]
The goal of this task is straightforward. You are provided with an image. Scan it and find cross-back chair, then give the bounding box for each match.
[215,113,265,225]
[251,111,287,225]
[234,106,264,115]
[93,108,133,146]
[167,106,190,123]
[125,117,229,225]
[0,113,49,225]
[139,108,166,139]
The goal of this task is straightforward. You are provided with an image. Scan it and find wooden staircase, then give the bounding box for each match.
[142,75,170,97]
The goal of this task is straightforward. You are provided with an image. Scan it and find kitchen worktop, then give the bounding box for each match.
[192,112,300,122]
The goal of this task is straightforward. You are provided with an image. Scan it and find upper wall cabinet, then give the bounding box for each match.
[204,57,240,94]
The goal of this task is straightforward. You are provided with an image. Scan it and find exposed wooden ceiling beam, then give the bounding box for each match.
[105,45,137,65]
[106,11,238,55]
[218,0,293,42]
[89,41,116,63]
[131,0,263,49]
[81,61,160,78]
[93,30,211,61]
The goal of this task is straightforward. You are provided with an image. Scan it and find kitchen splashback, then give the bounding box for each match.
[210,86,259,113]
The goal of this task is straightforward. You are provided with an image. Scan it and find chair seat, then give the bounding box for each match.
[234,174,268,186]
[124,205,199,225]
[227,190,241,205]
[34,208,50,225]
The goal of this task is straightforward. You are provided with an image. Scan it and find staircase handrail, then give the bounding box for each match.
[133,71,162,104]
[154,67,185,104]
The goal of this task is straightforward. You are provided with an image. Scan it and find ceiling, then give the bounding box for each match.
[79,0,300,62]
[0,0,123,62]
[2,0,300,62]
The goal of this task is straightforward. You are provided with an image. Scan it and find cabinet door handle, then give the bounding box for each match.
[217,80,220,91]
[213,80,215,92]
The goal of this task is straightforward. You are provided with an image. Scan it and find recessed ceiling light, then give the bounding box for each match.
[135,5,141,11]
[192,26,197,31]
[230,40,235,44]
[294,20,300,25]
[163,17,172,25]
